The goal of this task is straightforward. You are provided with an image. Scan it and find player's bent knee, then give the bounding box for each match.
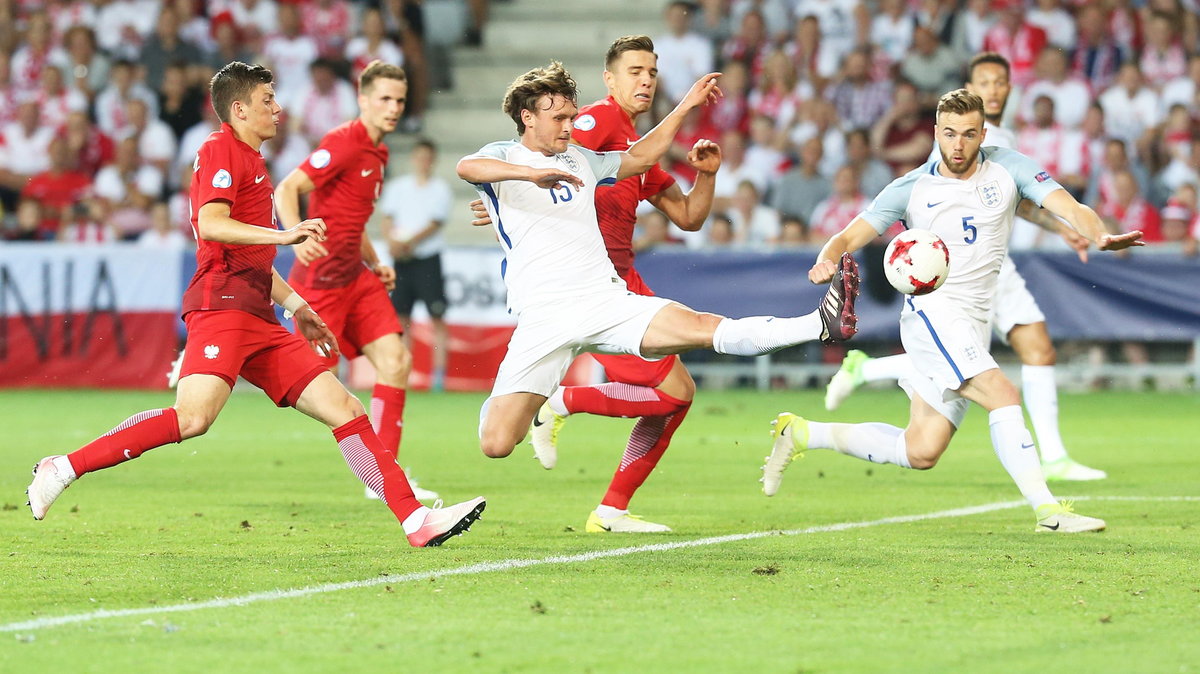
[174,409,214,440]
[479,436,516,459]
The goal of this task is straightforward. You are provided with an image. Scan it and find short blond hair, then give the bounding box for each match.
[502,61,577,135]
[359,60,406,93]
[936,88,984,122]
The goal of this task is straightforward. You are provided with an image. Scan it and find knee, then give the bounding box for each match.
[376,344,413,380]
[1020,342,1056,366]
[480,434,516,459]
[175,408,214,440]
[903,436,946,470]
[907,452,940,470]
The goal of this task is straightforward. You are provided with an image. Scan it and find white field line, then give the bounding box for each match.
[3,495,1194,633]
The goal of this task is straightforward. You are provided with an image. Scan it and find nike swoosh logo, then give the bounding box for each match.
[1021,443,1035,449]
[532,415,545,427]
[123,449,133,460]
[254,175,266,184]
[361,169,374,177]
[926,201,943,208]
[1040,522,1060,530]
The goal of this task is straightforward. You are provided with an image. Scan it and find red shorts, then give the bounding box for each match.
[292,268,403,369]
[592,268,678,387]
[180,310,327,407]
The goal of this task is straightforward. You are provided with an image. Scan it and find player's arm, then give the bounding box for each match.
[197,201,325,246]
[270,267,339,358]
[618,73,722,181]
[1040,188,1144,251]
[809,218,880,284]
[274,168,329,265]
[1015,198,1091,261]
[456,157,584,191]
[646,139,721,232]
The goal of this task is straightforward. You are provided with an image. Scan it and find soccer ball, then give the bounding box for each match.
[883,229,950,295]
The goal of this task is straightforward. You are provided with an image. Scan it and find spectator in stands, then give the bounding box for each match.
[175,0,214,52]
[262,110,310,182]
[53,25,108,103]
[743,114,788,192]
[10,11,62,96]
[140,6,203,91]
[1156,136,1200,198]
[749,50,806,132]
[62,110,115,177]
[95,0,156,61]
[260,3,318,109]
[1108,0,1143,59]
[93,59,158,137]
[656,1,714,106]
[158,62,204,141]
[843,127,892,197]
[121,97,176,179]
[346,7,404,81]
[1026,0,1077,51]
[728,179,780,245]
[788,98,845,177]
[706,213,735,247]
[1073,4,1124,92]
[705,59,749,136]
[293,58,358,147]
[981,0,1047,87]
[1099,62,1162,148]
[46,0,97,41]
[1140,11,1187,91]
[730,0,793,45]
[137,202,190,250]
[771,136,831,226]
[633,210,683,252]
[949,0,993,57]
[1090,138,1150,214]
[870,0,916,64]
[824,48,892,132]
[1161,195,1194,245]
[206,12,256,74]
[722,8,769,78]
[1161,52,1200,111]
[1100,169,1163,242]
[9,198,45,241]
[1152,103,1194,172]
[58,201,116,244]
[21,137,92,239]
[900,25,963,108]
[784,14,831,87]
[869,80,932,175]
[1020,47,1092,130]
[807,165,867,244]
[776,215,806,247]
[692,0,733,46]
[793,0,866,78]
[0,101,55,211]
[302,0,353,57]
[712,129,767,211]
[34,66,86,131]
[92,136,162,241]
[219,0,279,39]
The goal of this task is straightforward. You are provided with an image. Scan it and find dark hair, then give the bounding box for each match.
[502,61,577,135]
[210,61,274,124]
[413,138,436,153]
[359,59,407,93]
[967,52,1010,81]
[605,35,656,70]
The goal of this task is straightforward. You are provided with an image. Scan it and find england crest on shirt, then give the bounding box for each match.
[558,152,580,173]
[977,181,1002,209]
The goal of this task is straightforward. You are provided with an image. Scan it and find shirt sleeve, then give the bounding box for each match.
[430,179,452,222]
[574,146,622,186]
[987,147,1063,206]
[298,132,349,190]
[640,163,677,199]
[857,167,923,234]
[571,106,613,150]
[192,137,240,209]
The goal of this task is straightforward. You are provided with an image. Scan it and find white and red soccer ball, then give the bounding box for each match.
[883,229,950,295]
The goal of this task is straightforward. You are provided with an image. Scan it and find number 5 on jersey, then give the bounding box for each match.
[961,216,977,244]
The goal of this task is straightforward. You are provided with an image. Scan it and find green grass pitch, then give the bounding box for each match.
[2,388,1197,673]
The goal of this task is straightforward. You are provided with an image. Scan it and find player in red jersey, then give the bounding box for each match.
[274,61,436,501]
[25,62,483,547]
[473,36,722,533]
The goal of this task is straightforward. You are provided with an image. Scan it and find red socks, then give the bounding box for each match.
[601,401,691,510]
[369,383,407,460]
[67,408,182,476]
[564,383,687,418]
[333,415,422,522]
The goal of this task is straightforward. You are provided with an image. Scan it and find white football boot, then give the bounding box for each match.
[27,455,77,520]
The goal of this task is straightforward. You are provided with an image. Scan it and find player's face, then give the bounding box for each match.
[360,77,407,138]
[965,62,1010,123]
[237,83,281,142]
[935,111,986,177]
[604,50,658,117]
[522,94,579,155]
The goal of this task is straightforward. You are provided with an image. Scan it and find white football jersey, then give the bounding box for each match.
[859,147,1062,321]
[468,141,624,315]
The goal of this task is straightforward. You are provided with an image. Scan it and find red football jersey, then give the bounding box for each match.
[289,119,388,289]
[572,96,676,279]
[183,123,279,323]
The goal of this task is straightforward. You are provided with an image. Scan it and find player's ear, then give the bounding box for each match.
[602,69,615,90]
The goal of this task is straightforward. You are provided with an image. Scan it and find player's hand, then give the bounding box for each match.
[528,168,583,191]
[389,240,413,260]
[808,258,838,284]
[373,263,396,292]
[469,198,492,226]
[294,237,329,265]
[1098,230,1145,252]
[280,218,326,246]
[688,139,722,174]
[293,306,340,359]
[681,72,723,110]
[1059,225,1091,263]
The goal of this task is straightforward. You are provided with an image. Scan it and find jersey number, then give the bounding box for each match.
[961,216,977,244]
[547,184,573,204]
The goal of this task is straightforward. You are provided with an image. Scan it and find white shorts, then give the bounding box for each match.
[991,256,1045,342]
[489,290,673,398]
[898,298,998,428]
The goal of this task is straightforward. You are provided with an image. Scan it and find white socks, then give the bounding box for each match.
[712,313,823,356]
[547,387,569,416]
[401,506,431,535]
[808,421,911,468]
[861,353,914,383]
[1021,365,1066,463]
[989,405,1056,509]
[595,504,627,519]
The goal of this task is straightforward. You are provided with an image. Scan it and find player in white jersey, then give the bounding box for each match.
[824,52,1108,482]
[456,62,860,463]
[761,90,1143,533]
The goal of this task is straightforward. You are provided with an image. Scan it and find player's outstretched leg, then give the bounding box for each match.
[1020,364,1107,481]
[761,413,810,496]
[818,253,860,343]
[824,349,868,411]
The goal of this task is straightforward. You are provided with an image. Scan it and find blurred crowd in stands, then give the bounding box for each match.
[634,0,1200,254]
[0,0,491,244]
